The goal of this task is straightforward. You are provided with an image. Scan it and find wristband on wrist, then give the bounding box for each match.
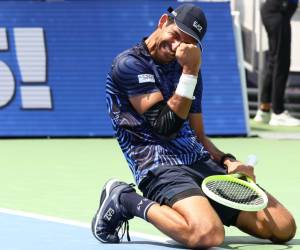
[220,153,236,166]
[175,73,197,100]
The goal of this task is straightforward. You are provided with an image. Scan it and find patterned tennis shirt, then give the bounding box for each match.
[106,40,210,185]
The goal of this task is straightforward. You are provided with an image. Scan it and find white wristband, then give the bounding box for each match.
[175,73,197,99]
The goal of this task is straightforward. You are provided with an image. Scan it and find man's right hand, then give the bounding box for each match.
[175,43,201,76]
[224,159,256,182]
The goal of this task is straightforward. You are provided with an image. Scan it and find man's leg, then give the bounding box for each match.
[235,193,296,243]
[271,15,290,114]
[146,195,225,249]
[92,179,225,248]
[259,10,279,108]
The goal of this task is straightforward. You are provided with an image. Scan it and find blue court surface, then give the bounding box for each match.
[1,208,300,250]
[1,209,219,250]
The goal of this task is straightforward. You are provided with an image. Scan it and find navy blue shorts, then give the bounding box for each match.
[139,159,241,226]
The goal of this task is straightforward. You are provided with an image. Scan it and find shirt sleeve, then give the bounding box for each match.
[189,72,203,113]
[112,54,160,97]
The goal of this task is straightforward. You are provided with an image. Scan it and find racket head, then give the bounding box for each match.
[201,174,268,212]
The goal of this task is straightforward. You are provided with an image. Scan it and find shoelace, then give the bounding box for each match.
[129,183,136,188]
[117,220,131,242]
[115,183,135,242]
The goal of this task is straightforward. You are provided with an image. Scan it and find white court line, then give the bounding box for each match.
[0,207,228,250]
[0,207,169,242]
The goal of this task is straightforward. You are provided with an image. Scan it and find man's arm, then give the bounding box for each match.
[188,113,224,163]
[129,43,200,138]
[129,88,192,139]
[129,91,192,119]
[130,43,200,119]
[189,113,256,180]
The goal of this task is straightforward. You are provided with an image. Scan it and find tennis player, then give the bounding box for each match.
[92,4,296,248]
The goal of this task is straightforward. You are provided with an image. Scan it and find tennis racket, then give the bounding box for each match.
[201,155,268,211]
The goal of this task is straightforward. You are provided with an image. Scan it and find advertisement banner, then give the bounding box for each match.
[0,1,247,136]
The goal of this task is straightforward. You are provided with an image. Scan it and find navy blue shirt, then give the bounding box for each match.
[106,41,209,185]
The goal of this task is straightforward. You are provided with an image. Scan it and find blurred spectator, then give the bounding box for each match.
[254,0,300,126]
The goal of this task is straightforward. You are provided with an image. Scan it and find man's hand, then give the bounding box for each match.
[175,43,201,75]
[224,159,256,182]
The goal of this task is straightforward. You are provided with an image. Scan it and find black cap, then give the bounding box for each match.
[168,4,207,50]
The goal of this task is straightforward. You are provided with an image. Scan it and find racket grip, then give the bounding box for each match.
[246,155,257,166]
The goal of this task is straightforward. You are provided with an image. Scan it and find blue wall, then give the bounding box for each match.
[0,0,247,136]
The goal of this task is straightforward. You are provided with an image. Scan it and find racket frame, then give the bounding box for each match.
[201,173,268,211]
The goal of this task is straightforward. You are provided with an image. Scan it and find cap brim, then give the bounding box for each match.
[174,19,203,51]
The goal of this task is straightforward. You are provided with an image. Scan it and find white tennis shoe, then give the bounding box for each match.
[253,109,271,124]
[269,110,300,126]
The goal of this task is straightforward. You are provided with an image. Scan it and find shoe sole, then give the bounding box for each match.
[91,178,119,243]
[269,122,300,126]
[253,118,270,124]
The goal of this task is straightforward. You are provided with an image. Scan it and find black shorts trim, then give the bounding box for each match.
[168,188,204,207]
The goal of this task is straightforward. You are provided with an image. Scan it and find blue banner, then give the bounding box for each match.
[0,0,247,136]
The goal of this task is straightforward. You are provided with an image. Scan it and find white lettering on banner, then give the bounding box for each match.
[0,28,8,50]
[0,27,52,109]
[0,62,15,107]
[20,86,52,109]
[14,28,52,109]
[138,74,155,84]
[0,28,15,107]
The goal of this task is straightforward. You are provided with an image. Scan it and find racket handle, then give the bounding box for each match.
[233,155,257,181]
[246,154,257,166]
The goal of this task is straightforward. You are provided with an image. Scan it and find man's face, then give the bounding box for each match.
[155,20,197,64]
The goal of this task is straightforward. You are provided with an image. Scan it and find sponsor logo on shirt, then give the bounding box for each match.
[138,74,155,83]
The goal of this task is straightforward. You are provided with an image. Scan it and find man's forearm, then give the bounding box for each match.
[201,135,225,164]
[167,94,192,119]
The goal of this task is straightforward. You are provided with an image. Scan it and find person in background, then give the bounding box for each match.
[254,0,300,126]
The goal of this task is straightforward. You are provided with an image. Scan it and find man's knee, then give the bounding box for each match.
[270,216,297,243]
[257,213,297,243]
[184,223,225,249]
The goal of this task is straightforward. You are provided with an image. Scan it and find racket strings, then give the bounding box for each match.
[206,180,264,205]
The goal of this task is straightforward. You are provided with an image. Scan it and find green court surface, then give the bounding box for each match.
[250,120,300,139]
[0,122,300,249]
